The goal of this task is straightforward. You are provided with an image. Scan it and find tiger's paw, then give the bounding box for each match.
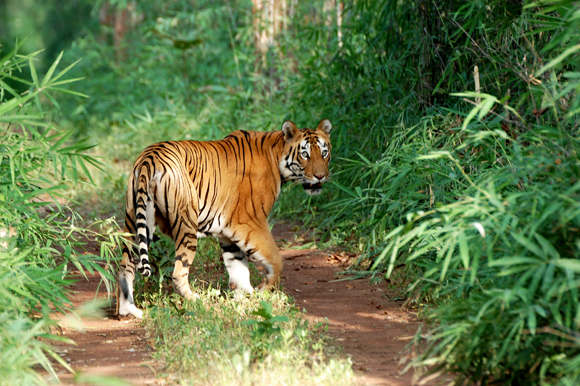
[185,292,200,301]
[229,280,254,294]
[118,303,143,319]
[257,275,280,292]
[256,282,273,292]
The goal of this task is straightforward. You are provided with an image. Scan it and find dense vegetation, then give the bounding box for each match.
[0,43,124,383]
[1,0,580,384]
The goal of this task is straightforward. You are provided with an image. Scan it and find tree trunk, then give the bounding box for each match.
[114,7,129,62]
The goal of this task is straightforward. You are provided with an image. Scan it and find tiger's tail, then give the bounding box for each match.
[132,166,160,278]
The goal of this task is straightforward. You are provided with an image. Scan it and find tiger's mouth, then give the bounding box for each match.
[302,182,322,195]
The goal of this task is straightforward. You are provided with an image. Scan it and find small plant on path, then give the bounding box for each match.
[243,301,289,360]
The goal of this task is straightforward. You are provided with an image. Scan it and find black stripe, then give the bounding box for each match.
[221,244,240,253]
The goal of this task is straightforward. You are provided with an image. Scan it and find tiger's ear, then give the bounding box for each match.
[316,119,332,135]
[282,121,299,142]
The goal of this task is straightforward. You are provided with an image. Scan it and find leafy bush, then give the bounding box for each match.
[0,42,123,383]
[278,0,580,384]
[243,301,290,360]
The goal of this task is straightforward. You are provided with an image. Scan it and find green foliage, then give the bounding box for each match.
[0,43,125,383]
[60,0,282,138]
[243,301,290,360]
[277,0,580,384]
[0,248,73,385]
[244,301,290,338]
[376,126,580,384]
[294,1,580,384]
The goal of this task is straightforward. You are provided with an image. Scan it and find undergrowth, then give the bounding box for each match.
[0,41,125,384]
[143,290,353,386]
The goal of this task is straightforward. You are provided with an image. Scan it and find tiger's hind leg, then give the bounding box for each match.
[117,235,144,319]
[172,229,199,300]
[218,236,253,294]
[251,233,283,292]
[117,171,156,318]
[155,174,200,301]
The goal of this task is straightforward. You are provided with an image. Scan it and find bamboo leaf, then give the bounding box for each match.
[554,259,580,272]
[536,44,580,76]
[41,51,63,87]
[458,231,470,269]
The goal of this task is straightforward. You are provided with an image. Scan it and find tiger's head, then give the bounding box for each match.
[279,119,333,196]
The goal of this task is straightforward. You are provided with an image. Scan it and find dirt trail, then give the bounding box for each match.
[48,223,418,385]
[275,223,418,386]
[47,255,156,385]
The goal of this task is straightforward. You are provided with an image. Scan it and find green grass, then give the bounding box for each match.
[130,230,353,385]
[143,290,353,386]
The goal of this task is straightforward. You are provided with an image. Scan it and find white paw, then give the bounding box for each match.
[186,292,200,301]
[119,303,143,319]
[242,284,254,294]
[131,307,143,319]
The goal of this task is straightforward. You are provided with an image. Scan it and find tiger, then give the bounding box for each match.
[117,119,333,318]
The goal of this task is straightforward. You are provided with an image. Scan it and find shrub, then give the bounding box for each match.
[0,41,122,383]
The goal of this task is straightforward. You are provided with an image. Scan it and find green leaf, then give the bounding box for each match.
[440,242,455,281]
[41,51,63,87]
[554,259,580,272]
[47,58,83,84]
[0,92,37,116]
[47,87,89,98]
[536,44,580,76]
[458,231,470,269]
[510,232,546,260]
[527,308,537,335]
[0,38,26,67]
[50,131,74,152]
[28,57,40,88]
[489,257,542,267]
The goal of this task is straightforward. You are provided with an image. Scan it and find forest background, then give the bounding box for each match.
[1,0,580,385]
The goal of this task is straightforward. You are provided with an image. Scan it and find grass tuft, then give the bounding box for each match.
[143,289,353,386]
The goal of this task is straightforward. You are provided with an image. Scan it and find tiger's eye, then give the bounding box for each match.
[322,149,328,157]
[301,151,309,159]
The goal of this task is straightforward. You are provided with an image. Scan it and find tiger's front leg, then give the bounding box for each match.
[227,225,282,292]
[218,236,253,294]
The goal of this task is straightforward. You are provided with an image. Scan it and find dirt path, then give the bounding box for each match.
[51,280,156,385]
[48,223,418,385]
[47,257,156,385]
[275,223,418,386]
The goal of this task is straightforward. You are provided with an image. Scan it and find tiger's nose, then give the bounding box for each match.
[314,173,325,181]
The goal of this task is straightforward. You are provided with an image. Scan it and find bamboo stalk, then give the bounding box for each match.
[474,65,481,104]
[337,2,343,48]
